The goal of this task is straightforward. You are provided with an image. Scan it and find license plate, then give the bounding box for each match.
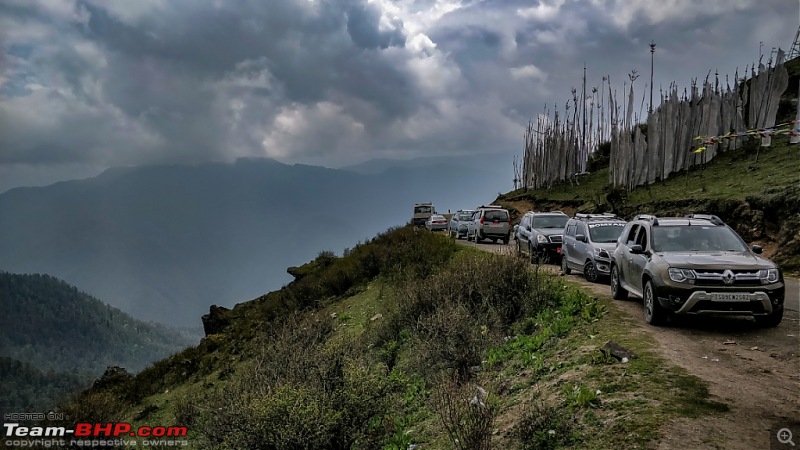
[711,293,751,302]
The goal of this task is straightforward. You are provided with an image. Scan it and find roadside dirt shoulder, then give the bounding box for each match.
[566,273,800,450]
[458,237,800,449]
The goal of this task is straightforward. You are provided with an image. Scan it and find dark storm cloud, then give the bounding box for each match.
[0,0,796,188]
[346,2,406,50]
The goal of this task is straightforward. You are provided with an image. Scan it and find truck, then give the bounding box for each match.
[412,202,436,227]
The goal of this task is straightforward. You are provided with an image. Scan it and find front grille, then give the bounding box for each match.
[549,235,563,243]
[690,300,766,314]
[691,269,762,287]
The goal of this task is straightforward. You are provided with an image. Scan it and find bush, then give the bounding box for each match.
[413,302,500,381]
[513,397,576,450]
[431,376,498,450]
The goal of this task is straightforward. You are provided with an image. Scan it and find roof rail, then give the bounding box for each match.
[685,214,725,226]
[574,213,619,220]
[634,214,659,226]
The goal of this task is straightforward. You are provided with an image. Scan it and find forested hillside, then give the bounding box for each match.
[0,272,197,375]
[0,272,198,415]
[0,357,87,416]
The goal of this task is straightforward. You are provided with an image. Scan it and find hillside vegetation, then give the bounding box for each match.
[0,272,197,415]
[498,135,800,272]
[45,227,728,449]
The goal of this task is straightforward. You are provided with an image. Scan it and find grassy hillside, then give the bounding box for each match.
[41,227,728,449]
[497,135,800,272]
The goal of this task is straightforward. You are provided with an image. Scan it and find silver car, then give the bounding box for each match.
[466,206,511,244]
[425,214,448,231]
[448,210,475,239]
[561,213,627,282]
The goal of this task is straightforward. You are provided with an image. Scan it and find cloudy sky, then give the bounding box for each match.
[0,0,795,192]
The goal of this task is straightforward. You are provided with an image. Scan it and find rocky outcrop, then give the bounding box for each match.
[202,305,231,336]
[93,366,132,390]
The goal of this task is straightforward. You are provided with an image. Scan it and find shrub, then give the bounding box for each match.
[413,302,500,381]
[513,396,576,450]
[431,376,498,450]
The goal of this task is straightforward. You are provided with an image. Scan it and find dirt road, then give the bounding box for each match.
[457,235,800,450]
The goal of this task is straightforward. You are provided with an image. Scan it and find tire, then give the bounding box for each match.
[529,244,540,265]
[610,265,628,300]
[476,233,483,243]
[503,237,509,245]
[755,308,784,327]
[561,255,572,275]
[643,280,667,326]
[584,261,599,283]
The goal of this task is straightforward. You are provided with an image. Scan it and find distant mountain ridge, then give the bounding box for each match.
[0,155,513,326]
[340,152,512,175]
[0,272,197,375]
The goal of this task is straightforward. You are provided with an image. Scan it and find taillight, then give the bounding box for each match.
[480,217,484,224]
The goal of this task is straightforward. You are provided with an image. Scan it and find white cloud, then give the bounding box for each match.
[517,0,566,21]
[510,64,547,81]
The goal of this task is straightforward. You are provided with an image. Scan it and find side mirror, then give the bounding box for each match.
[630,244,644,254]
[752,245,763,254]
[575,234,587,243]
[526,225,532,231]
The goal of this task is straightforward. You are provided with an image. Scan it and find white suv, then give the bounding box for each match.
[466,205,511,244]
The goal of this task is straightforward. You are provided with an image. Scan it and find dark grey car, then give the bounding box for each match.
[609,214,785,327]
[562,213,627,282]
[515,211,569,264]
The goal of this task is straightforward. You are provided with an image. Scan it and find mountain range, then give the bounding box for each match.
[0,154,513,326]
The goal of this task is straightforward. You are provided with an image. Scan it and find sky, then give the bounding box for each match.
[0,0,796,193]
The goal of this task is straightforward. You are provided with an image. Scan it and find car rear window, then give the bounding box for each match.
[415,206,432,214]
[484,210,508,221]
[532,215,568,229]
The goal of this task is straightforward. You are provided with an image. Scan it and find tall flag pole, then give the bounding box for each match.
[649,41,656,115]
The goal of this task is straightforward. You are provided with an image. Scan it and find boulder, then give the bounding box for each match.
[202,305,231,336]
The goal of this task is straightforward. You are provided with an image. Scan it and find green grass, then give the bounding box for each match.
[503,137,800,205]
[49,228,733,450]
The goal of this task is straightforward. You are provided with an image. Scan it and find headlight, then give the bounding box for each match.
[668,268,696,283]
[758,268,780,284]
[537,235,548,243]
[594,248,610,259]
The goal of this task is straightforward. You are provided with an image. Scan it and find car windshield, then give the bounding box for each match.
[415,206,432,214]
[532,215,568,229]
[430,215,444,221]
[484,210,508,221]
[458,213,473,221]
[588,223,625,243]
[651,225,749,252]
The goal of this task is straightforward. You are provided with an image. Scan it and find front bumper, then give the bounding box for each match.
[655,282,784,316]
[593,258,612,275]
[535,242,563,257]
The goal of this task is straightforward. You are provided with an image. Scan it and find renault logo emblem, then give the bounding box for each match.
[722,269,735,285]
